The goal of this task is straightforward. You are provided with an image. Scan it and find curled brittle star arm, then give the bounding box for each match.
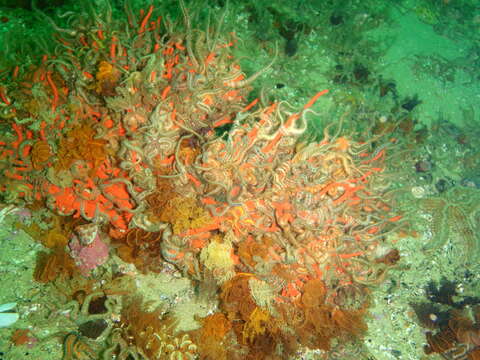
[205,203,230,217]
[79,200,101,222]
[208,2,228,53]
[0,205,18,224]
[330,107,350,142]
[202,173,230,198]
[179,0,199,69]
[348,258,394,286]
[118,139,145,161]
[172,134,193,177]
[32,0,77,36]
[282,108,314,137]
[100,179,145,214]
[231,45,278,88]
[280,225,320,264]
[348,141,370,157]
[173,115,205,141]
[361,222,407,243]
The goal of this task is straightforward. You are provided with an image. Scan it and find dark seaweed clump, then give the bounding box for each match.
[411,278,480,357]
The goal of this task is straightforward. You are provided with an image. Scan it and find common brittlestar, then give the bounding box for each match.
[420,186,480,262]
[0,205,18,225]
